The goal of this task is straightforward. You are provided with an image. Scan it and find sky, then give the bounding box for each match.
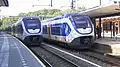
[0,0,118,16]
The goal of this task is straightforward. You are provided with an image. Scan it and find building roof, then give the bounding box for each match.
[79,2,120,18]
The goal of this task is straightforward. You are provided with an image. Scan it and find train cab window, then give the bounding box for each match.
[23,18,41,29]
[23,18,41,33]
[72,15,92,29]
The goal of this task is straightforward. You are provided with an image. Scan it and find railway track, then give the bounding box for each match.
[40,46,80,67]
[40,42,120,67]
[29,46,78,67]
[34,43,104,67]
[29,47,52,67]
[28,41,120,67]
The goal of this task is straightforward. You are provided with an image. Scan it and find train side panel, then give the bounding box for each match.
[42,13,94,49]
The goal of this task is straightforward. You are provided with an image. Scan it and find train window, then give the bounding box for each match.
[23,18,41,33]
[72,15,92,28]
[27,23,37,27]
[60,23,71,36]
[15,26,18,34]
[51,23,71,36]
[17,24,23,34]
[51,24,61,35]
[43,25,47,34]
[13,25,15,34]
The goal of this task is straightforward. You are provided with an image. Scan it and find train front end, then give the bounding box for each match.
[22,17,43,45]
[68,15,94,49]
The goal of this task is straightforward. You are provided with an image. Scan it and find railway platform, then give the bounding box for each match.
[0,32,45,67]
[94,37,120,56]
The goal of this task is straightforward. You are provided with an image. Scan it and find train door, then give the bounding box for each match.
[48,24,51,38]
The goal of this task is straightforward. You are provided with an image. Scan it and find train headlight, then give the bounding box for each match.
[78,28,91,33]
[88,28,91,32]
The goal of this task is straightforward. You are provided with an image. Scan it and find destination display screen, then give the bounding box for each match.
[27,23,37,27]
[24,18,41,29]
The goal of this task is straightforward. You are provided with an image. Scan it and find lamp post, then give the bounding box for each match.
[71,0,76,9]
[50,0,52,7]
[100,0,101,5]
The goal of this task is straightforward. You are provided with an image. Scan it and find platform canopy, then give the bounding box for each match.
[79,2,120,18]
[0,0,9,7]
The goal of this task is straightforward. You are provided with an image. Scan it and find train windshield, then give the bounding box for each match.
[72,15,92,28]
[24,18,41,29]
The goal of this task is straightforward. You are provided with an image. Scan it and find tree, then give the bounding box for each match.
[53,11,63,17]
[0,7,86,30]
[0,16,19,30]
[0,20,2,26]
[18,13,26,17]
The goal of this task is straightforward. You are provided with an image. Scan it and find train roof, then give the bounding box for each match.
[63,12,85,17]
[42,12,87,22]
[21,16,40,20]
[79,2,120,18]
[14,16,40,24]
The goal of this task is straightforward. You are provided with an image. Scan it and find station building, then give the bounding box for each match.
[96,16,120,38]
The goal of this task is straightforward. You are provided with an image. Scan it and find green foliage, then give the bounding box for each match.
[18,13,26,17]
[63,8,85,14]
[0,16,19,30]
[1,7,85,30]
[52,10,63,17]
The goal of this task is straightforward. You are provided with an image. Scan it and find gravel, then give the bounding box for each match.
[42,42,120,67]
[30,47,77,67]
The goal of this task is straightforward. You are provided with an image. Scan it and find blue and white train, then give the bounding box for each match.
[6,16,43,45]
[42,13,94,49]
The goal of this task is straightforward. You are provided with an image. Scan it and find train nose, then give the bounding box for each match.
[24,35,43,44]
[30,36,38,42]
